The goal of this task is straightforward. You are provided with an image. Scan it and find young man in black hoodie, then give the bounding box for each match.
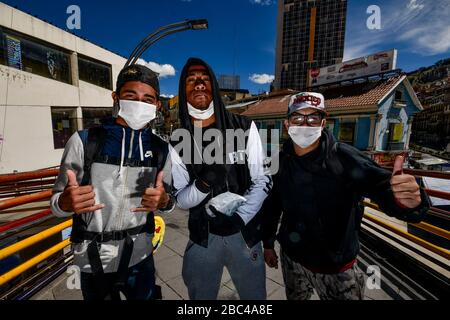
[262,92,430,300]
[170,58,272,300]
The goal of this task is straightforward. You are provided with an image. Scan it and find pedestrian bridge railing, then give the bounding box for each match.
[0,166,449,299]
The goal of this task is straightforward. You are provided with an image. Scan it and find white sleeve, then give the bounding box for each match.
[170,145,210,210]
[236,122,273,225]
[156,145,176,214]
[50,132,85,218]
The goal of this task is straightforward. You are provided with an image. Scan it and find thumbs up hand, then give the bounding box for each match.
[58,169,105,214]
[390,156,422,209]
[132,171,169,213]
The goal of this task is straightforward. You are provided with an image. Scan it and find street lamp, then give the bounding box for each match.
[125,19,208,68]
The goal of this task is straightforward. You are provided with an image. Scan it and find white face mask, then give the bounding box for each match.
[288,125,323,149]
[188,101,215,120]
[118,100,157,130]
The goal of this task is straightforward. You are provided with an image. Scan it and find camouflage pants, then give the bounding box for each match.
[280,250,366,300]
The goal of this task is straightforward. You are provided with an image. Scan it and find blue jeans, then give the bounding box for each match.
[182,233,266,300]
[80,255,157,301]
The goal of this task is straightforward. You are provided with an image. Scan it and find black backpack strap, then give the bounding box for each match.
[73,127,110,299]
[80,126,108,186]
[72,127,108,243]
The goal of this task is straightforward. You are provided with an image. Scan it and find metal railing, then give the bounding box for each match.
[362,203,449,260]
[0,165,449,298]
[0,168,59,200]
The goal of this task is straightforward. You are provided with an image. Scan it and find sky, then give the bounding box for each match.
[1,0,450,97]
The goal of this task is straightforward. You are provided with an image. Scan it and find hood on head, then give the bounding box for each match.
[178,57,233,132]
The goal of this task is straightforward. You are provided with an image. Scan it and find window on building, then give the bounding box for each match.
[0,28,6,66]
[326,121,335,136]
[82,108,112,129]
[78,55,112,90]
[338,122,356,145]
[51,108,78,149]
[389,123,404,142]
[387,123,405,150]
[1,28,72,84]
[395,90,405,102]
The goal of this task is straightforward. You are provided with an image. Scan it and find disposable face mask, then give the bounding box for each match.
[288,125,323,149]
[205,192,247,218]
[118,100,157,130]
[188,101,215,120]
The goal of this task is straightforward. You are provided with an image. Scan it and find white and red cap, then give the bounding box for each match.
[288,92,326,116]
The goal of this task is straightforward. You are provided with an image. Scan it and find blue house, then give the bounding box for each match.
[240,73,423,157]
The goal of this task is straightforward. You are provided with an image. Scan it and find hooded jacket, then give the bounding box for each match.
[170,58,272,248]
[262,128,430,273]
[51,118,174,273]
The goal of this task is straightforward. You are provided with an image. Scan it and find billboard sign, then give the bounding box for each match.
[308,49,397,87]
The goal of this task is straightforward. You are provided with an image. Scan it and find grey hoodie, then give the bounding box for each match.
[51,122,175,273]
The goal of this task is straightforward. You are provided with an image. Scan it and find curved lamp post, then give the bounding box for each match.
[125,19,208,68]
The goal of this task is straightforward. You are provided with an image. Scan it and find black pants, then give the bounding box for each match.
[80,255,157,300]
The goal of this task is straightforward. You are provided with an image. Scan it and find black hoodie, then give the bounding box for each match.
[262,128,430,273]
[171,58,272,248]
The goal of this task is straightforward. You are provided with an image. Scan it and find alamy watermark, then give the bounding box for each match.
[367,5,381,30]
[366,265,381,290]
[171,125,281,175]
[66,5,81,30]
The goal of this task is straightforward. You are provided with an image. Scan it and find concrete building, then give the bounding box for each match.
[273,0,347,91]
[239,72,424,163]
[220,89,251,103]
[0,3,127,174]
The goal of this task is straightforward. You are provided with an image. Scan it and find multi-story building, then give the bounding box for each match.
[218,74,240,90]
[0,3,126,174]
[409,60,450,158]
[273,0,347,91]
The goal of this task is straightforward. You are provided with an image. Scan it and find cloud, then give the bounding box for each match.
[407,0,424,10]
[344,0,450,59]
[250,0,273,6]
[160,94,175,98]
[249,73,275,84]
[136,59,176,78]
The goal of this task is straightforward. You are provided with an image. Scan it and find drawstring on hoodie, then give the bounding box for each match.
[118,128,146,178]
[139,131,144,162]
[118,128,126,178]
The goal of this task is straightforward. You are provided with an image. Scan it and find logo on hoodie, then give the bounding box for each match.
[145,151,153,158]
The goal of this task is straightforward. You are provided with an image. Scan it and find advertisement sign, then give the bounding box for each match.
[309,49,397,87]
[370,151,407,166]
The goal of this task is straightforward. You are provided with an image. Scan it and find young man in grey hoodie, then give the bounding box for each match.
[51,64,175,300]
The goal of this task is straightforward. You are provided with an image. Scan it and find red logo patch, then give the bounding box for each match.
[294,95,322,107]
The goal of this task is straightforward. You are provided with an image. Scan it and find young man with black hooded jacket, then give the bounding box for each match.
[262,92,430,300]
[170,58,272,300]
